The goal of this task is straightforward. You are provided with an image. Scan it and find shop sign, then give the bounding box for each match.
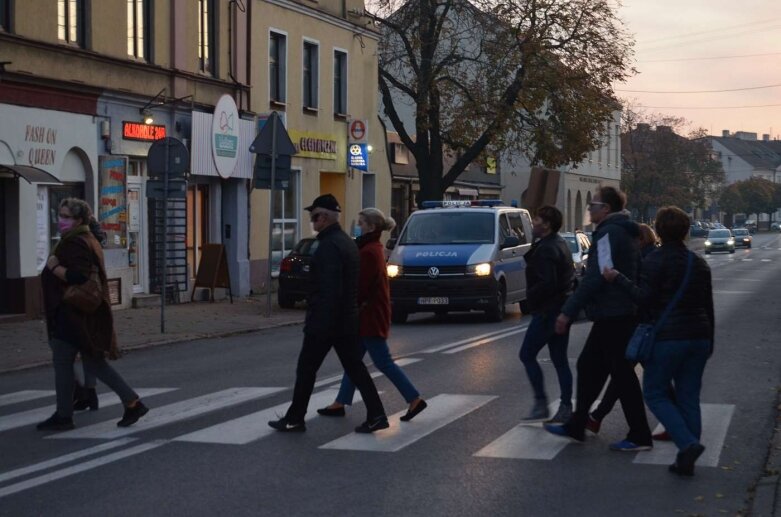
[98,156,128,249]
[23,124,57,167]
[122,121,167,141]
[348,143,369,172]
[211,94,240,178]
[288,129,338,160]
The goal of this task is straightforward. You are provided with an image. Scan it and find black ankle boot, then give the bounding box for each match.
[117,400,149,427]
[36,412,75,431]
[73,388,99,411]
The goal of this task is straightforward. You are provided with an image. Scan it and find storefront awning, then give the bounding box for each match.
[457,188,479,197]
[0,164,62,185]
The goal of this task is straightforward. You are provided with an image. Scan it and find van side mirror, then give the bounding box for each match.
[502,236,520,248]
[385,238,397,250]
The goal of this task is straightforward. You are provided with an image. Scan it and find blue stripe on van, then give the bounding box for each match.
[397,244,482,266]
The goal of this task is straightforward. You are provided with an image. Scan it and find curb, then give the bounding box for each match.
[0,318,305,375]
[745,388,781,516]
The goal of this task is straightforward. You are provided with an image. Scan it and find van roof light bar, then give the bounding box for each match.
[421,200,504,209]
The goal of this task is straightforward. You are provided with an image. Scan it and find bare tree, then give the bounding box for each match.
[369,0,635,205]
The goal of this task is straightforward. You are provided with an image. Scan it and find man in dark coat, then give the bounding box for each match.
[269,194,388,433]
[545,186,653,451]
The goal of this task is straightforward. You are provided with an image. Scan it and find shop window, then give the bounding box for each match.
[302,41,319,110]
[0,0,10,31]
[333,50,347,115]
[392,143,408,164]
[198,0,215,75]
[187,184,209,282]
[127,0,150,61]
[271,170,300,276]
[58,0,84,46]
[269,31,287,104]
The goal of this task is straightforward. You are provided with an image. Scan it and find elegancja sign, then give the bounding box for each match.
[288,129,338,160]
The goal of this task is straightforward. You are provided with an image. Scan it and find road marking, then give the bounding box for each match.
[0,388,176,433]
[761,259,772,262]
[49,388,281,440]
[0,390,55,408]
[741,258,753,262]
[0,441,165,499]
[712,278,763,282]
[319,394,495,453]
[443,327,528,354]
[713,291,754,295]
[314,357,422,388]
[0,438,137,484]
[175,389,358,445]
[420,328,523,353]
[474,402,570,460]
[633,404,735,468]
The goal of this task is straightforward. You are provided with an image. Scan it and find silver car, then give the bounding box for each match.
[704,229,735,254]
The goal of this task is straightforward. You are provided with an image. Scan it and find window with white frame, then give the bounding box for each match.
[58,0,84,45]
[271,170,300,275]
[127,0,149,60]
[269,31,287,104]
[333,50,347,115]
[198,0,215,75]
[303,41,319,109]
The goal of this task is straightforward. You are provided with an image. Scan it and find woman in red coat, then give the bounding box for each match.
[318,208,427,421]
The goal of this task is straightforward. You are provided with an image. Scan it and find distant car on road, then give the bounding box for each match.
[771,222,781,232]
[561,232,591,276]
[277,237,318,308]
[704,229,735,254]
[690,224,708,238]
[731,228,752,248]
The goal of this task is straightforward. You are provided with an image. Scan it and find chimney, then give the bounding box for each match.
[722,130,730,138]
[763,134,770,142]
[735,131,757,141]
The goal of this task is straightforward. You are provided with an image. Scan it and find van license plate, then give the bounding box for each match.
[418,297,448,305]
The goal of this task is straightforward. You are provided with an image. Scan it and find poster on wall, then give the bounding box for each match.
[98,156,128,249]
[36,187,49,272]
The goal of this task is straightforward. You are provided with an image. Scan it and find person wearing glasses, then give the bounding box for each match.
[269,194,389,434]
[544,186,653,452]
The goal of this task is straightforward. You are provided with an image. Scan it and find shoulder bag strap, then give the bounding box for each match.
[653,251,695,332]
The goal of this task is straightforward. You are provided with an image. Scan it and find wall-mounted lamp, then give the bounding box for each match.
[141,109,154,125]
[367,144,374,154]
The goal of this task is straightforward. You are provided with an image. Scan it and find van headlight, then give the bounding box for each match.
[387,264,401,278]
[467,263,492,276]
[704,240,711,246]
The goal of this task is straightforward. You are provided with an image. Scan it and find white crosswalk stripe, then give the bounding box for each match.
[0,390,55,408]
[633,404,735,467]
[474,402,570,460]
[420,328,521,353]
[314,357,422,388]
[0,388,176,433]
[319,394,495,453]
[49,388,282,440]
[443,327,527,354]
[174,388,361,445]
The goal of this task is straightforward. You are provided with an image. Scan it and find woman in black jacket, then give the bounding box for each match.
[603,206,714,476]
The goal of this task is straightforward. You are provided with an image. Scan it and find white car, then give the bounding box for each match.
[561,232,591,276]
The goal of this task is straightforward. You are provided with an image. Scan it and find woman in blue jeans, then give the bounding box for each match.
[318,208,427,421]
[604,206,714,476]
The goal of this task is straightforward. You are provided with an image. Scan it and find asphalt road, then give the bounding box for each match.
[1,233,780,516]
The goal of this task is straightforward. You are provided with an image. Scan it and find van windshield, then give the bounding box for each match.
[399,212,495,245]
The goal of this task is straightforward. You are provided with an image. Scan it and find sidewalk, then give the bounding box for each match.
[0,296,305,373]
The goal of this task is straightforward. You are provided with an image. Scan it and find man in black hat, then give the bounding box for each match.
[269,194,389,433]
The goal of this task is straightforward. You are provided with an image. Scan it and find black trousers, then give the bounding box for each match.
[285,333,385,423]
[568,317,652,445]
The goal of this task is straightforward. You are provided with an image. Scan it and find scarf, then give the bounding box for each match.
[53,224,91,254]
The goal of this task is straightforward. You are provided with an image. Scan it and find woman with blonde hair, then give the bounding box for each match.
[38,198,148,431]
[638,223,660,258]
[318,208,427,421]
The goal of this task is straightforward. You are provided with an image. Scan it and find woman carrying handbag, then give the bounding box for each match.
[603,206,714,476]
[38,198,149,431]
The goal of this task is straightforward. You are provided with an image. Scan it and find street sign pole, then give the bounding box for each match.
[265,114,278,317]
[161,140,169,333]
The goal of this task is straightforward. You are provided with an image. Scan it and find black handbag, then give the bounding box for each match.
[625,251,694,363]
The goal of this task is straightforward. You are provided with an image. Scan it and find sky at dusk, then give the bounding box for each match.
[615,0,780,139]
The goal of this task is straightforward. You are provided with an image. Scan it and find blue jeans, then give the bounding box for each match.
[643,339,710,451]
[336,337,420,405]
[519,309,572,404]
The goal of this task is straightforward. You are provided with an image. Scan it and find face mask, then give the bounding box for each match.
[353,226,362,238]
[58,217,77,234]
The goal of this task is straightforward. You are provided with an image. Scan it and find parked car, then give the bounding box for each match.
[690,224,708,238]
[704,229,735,254]
[771,222,781,232]
[561,232,591,277]
[731,228,752,248]
[277,237,318,308]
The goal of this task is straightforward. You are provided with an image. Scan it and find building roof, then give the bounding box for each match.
[710,137,781,171]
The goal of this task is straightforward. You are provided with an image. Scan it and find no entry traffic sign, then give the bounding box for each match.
[349,119,367,143]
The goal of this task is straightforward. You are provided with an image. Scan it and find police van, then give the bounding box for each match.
[386,200,533,323]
